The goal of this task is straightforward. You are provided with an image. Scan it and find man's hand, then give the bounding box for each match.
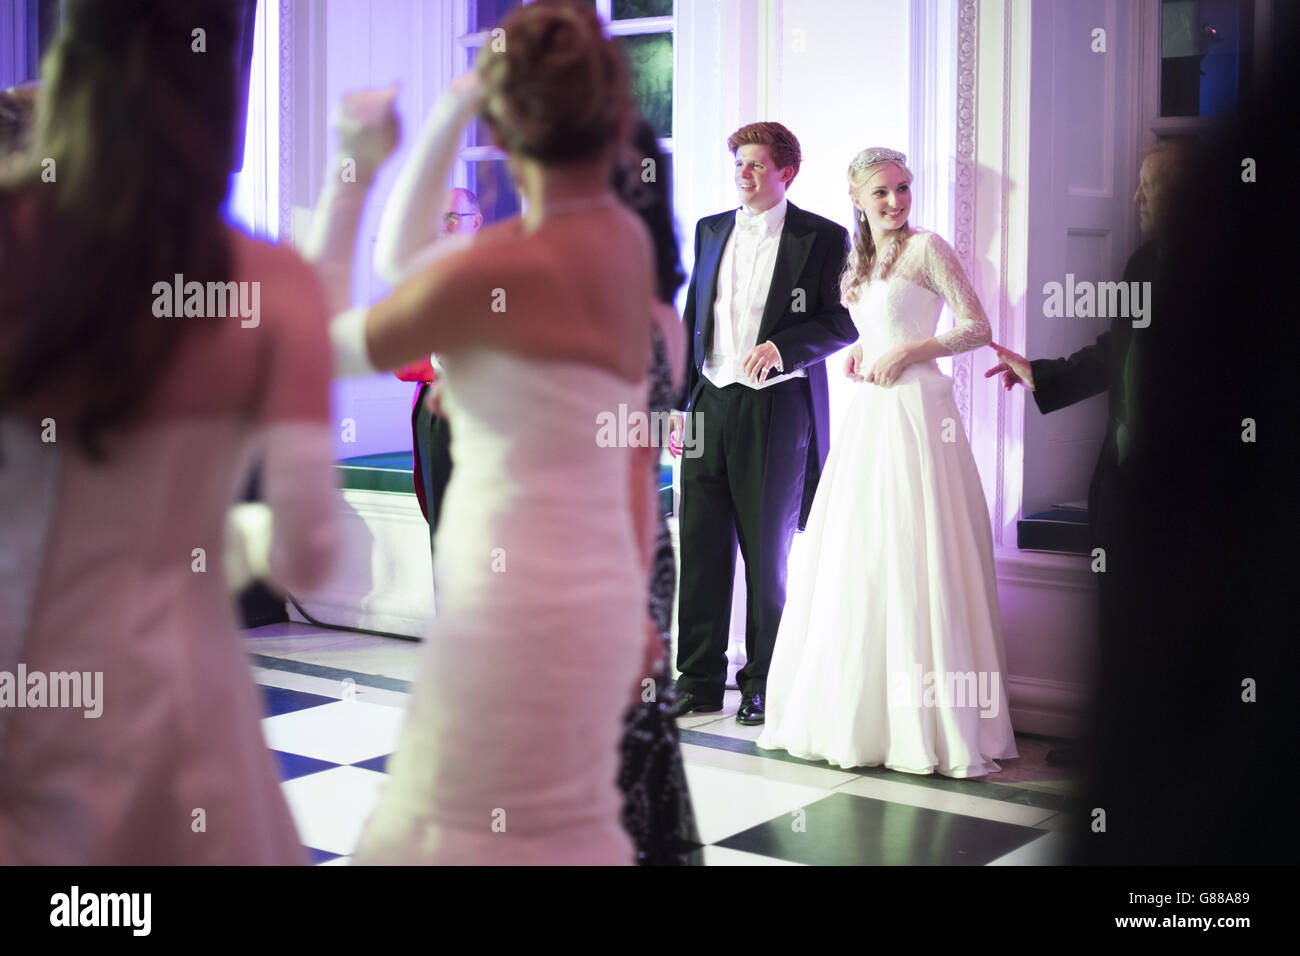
[667,411,684,458]
[985,342,1036,391]
[742,341,783,385]
[843,343,865,382]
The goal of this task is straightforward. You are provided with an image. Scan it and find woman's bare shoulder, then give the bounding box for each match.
[469,215,525,246]
[226,225,330,338]
[229,227,324,292]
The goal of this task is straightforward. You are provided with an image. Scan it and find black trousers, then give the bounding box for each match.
[675,375,811,698]
[413,384,453,552]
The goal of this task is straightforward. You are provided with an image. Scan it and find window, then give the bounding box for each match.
[456,0,675,222]
[1159,0,1255,118]
[2,0,62,87]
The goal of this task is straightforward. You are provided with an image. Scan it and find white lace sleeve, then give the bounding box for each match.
[922,232,992,354]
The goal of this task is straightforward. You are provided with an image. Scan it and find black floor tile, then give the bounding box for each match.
[272,750,343,782]
[716,792,1044,866]
[261,685,339,718]
[350,753,391,774]
[306,846,343,865]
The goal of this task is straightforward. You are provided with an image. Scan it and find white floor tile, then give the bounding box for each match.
[679,743,859,790]
[246,625,423,683]
[985,831,1071,865]
[262,699,406,764]
[684,763,832,844]
[702,845,806,866]
[282,766,387,857]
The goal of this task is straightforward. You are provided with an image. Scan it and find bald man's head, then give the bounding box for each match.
[443,188,482,235]
[1135,140,1196,238]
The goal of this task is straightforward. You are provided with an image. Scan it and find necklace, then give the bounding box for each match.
[534,192,618,223]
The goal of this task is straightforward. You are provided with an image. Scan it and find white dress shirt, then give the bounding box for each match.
[703,197,806,390]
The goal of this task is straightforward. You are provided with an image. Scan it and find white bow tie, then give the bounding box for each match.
[736,212,768,235]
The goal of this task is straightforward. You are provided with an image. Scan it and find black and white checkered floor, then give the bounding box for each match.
[249,622,1076,865]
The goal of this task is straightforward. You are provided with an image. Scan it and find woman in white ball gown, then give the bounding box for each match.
[757,148,1018,778]
[332,3,660,864]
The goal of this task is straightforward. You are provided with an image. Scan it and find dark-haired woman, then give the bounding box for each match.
[0,1,338,863]
[341,1,660,864]
[612,118,701,865]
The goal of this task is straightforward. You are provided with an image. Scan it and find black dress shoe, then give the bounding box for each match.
[670,691,724,718]
[736,693,765,725]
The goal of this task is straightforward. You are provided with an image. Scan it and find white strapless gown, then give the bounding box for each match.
[757,278,1019,777]
[355,350,646,864]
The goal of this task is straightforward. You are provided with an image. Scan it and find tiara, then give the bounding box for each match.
[851,148,907,171]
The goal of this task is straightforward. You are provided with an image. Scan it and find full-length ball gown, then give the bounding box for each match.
[757,230,1019,778]
[0,232,337,862]
[355,350,647,864]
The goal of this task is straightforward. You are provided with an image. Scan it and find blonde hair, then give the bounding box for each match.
[840,149,915,304]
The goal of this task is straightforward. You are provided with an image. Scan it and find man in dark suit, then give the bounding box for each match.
[985,141,1185,766]
[670,122,857,724]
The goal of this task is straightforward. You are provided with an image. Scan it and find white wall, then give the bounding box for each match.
[777,0,914,436]
[676,0,917,439]
[293,0,457,461]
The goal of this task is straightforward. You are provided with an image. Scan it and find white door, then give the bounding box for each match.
[1021,0,1143,516]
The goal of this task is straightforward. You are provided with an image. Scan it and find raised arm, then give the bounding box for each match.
[300,87,399,313]
[331,235,554,378]
[373,73,483,286]
[227,244,341,594]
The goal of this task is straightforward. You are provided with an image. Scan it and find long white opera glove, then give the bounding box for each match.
[225,422,341,595]
[373,85,481,285]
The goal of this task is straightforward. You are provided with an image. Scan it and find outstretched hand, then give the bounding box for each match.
[984,342,1036,391]
[336,85,400,178]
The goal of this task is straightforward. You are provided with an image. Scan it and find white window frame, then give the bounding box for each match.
[454,0,675,171]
